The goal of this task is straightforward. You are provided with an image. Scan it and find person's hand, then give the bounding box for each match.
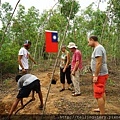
[93,76,98,83]
[22,68,26,73]
[22,68,27,74]
[63,68,66,72]
[21,104,24,109]
[71,71,75,76]
[32,97,35,101]
[39,104,43,110]
[34,61,37,64]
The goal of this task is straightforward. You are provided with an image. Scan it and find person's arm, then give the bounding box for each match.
[71,60,79,76]
[8,98,21,118]
[93,56,102,83]
[71,51,81,75]
[18,55,26,73]
[29,54,36,64]
[63,52,70,72]
[18,55,24,69]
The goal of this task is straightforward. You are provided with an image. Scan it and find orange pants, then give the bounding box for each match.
[93,74,108,99]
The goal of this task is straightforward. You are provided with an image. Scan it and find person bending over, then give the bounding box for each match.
[8,74,43,118]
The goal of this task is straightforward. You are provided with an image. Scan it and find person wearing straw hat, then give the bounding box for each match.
[67,42,83,96]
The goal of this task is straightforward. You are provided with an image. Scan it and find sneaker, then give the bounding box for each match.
[93,108,100,112]
[72,91,75,93]
[72,93,81,96]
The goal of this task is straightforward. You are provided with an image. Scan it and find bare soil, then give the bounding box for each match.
[0,64,120,117]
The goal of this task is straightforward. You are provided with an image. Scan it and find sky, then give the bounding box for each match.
[0,0,108,28]
[1,0,108,13]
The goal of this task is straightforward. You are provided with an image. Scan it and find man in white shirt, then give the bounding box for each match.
[18,40,36,74]
[8,74,43,118]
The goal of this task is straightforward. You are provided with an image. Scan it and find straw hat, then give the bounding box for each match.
[67,42,77,48]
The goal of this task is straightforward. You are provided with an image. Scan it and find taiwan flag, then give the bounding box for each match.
[45,30,58,53]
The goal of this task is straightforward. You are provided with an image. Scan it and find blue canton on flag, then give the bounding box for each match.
[52,32,58,42]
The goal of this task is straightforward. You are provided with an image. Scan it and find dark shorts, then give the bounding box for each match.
[17,79,40,98]
[93,75,108,98]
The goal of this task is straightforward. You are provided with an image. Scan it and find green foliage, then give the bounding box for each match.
[0,2,13,28]
[106,0,120,63]
[45,12,67,33]
[0,41,19,73]
[0,0,120,75]
[60,0,80,20]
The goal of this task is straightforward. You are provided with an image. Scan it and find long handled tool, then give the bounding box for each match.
[14,99,33,115]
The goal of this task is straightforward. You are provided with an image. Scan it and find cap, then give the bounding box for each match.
[24,40,31,46]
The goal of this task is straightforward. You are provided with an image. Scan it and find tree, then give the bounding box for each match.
[0,2,13,29]
[0,0,120,75]
[107,0,120,64]
[60,0,79,20]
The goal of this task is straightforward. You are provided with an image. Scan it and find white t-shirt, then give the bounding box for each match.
[18,47,30,70]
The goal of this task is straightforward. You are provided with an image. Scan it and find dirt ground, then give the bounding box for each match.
[0,64,120,118]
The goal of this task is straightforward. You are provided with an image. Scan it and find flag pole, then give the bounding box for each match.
[41,0,75,118]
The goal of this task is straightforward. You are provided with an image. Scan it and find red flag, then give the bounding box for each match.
[45,30,58,53]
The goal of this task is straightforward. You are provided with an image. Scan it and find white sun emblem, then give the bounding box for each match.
[53,35,57,40]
